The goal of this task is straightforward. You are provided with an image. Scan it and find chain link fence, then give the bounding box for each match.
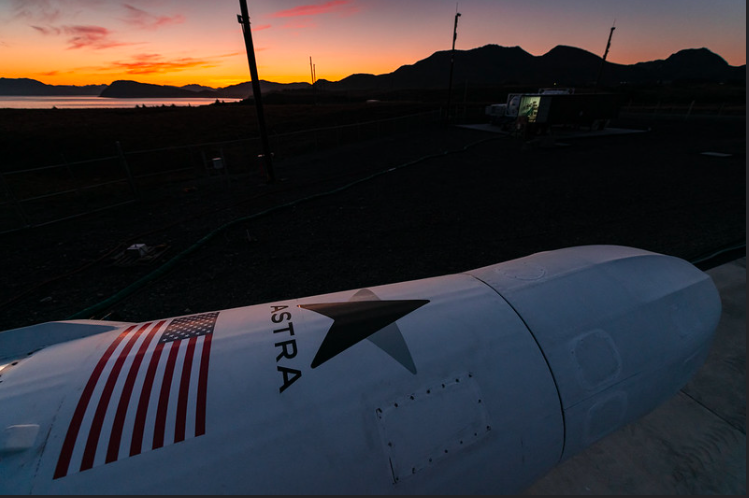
[0,110,441,234]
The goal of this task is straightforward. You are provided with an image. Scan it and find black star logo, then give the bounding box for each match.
[299,289,429,373]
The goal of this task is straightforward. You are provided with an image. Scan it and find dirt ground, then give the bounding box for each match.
[0,111,745,331]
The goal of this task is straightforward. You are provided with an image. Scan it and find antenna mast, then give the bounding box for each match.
[238,0,274,182]
[446,5,461,122]
[595,23,616,88]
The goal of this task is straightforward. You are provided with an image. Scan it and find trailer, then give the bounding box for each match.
[486,89,621,137]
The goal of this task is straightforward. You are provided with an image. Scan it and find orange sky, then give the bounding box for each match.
[1,0,745,88]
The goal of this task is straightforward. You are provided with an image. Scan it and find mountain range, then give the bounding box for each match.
[1,44,744,98]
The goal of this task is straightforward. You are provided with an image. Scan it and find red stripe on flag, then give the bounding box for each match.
[56,313,218,479]
[105,321,165,464]
[53,325,137,480]
[129,340,166,457]
[80,323,151,472]
[152,341,180,450]
[174,336,197,443]
[196,334,212,437]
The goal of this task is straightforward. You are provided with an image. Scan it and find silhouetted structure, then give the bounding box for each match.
[445,9,461,122]
[238,0,274,182]
[596,24,616,88]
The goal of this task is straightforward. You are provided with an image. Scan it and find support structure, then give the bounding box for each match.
[595,24,616,88]
[238,0,274,182]
[445,9,461,123]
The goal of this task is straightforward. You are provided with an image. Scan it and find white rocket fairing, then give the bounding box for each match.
[0,245,721,494]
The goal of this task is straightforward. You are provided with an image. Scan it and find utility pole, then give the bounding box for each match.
[445,7,461,123]
[595,23,616,89]
[310,56,318,105]
[238,0,274,183]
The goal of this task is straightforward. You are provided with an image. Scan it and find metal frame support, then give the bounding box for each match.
[238,0,275,183]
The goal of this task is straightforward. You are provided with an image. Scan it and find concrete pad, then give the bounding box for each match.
[456,123,646,139]
[456,123,511,134]
[685,259,746,434]
[552,127,648,139]
[523,257,746,494]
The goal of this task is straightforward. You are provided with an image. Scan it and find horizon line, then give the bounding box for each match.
[3,43,744,89]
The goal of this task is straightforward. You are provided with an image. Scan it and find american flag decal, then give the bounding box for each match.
[54,312,218,479]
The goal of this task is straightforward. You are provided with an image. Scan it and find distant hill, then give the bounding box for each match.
[100,80,218,98]
[1,45,743,98]
[323,45,745,91]
[623,48,747,84]
[215,80,311,99]
[0,78,106,96]
[180,84,217,93]
[99,79,311,98]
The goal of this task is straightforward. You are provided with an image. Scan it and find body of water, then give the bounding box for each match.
[0,96,244,109]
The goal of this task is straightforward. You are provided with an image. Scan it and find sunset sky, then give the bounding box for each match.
[1,0,745,88]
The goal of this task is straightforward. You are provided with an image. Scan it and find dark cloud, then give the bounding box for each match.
[9,0,106,23]
[271,0,356,18]
[120,4,186,30]
[32,24,129,50]
[96,52,238,75]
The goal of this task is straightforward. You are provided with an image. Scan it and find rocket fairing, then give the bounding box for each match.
[0,245,720,494]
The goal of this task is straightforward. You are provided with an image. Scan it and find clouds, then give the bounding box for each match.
[8,0,105,24]
[32,24,130,50]
[2,0,251,86]
[86,51,240,76]
[110,53,216,74]
[269,0,359,29]
[9,0,64,24]
[19,1,185,50]
[121,4,185,30]
[270,0,355,18]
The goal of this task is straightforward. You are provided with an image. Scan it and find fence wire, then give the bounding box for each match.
[0,110,441,234]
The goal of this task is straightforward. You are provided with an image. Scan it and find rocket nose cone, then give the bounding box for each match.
[467,245,722,461]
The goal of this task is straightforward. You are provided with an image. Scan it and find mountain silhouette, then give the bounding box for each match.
[0,77,107,96]
[323,44,744,91]
[625,48,745,83]
[1,45,743,98]
[99,80,218,98]
[215,80,311,99]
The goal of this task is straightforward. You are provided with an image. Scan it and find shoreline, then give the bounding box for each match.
[0,95,244,110]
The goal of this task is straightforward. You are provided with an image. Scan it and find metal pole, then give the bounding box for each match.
[309,57,317,105]
[446,9,461,123]
[238,0,275,183]
[595,25,615,88]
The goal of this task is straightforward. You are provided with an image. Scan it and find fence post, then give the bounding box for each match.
[116,141,140,200]
[685,100,695,119]
[201,149,211,177]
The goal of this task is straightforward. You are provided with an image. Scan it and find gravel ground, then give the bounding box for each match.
[0,112,745,331]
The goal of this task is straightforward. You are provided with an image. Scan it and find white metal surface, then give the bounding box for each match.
[0,245,720,494]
